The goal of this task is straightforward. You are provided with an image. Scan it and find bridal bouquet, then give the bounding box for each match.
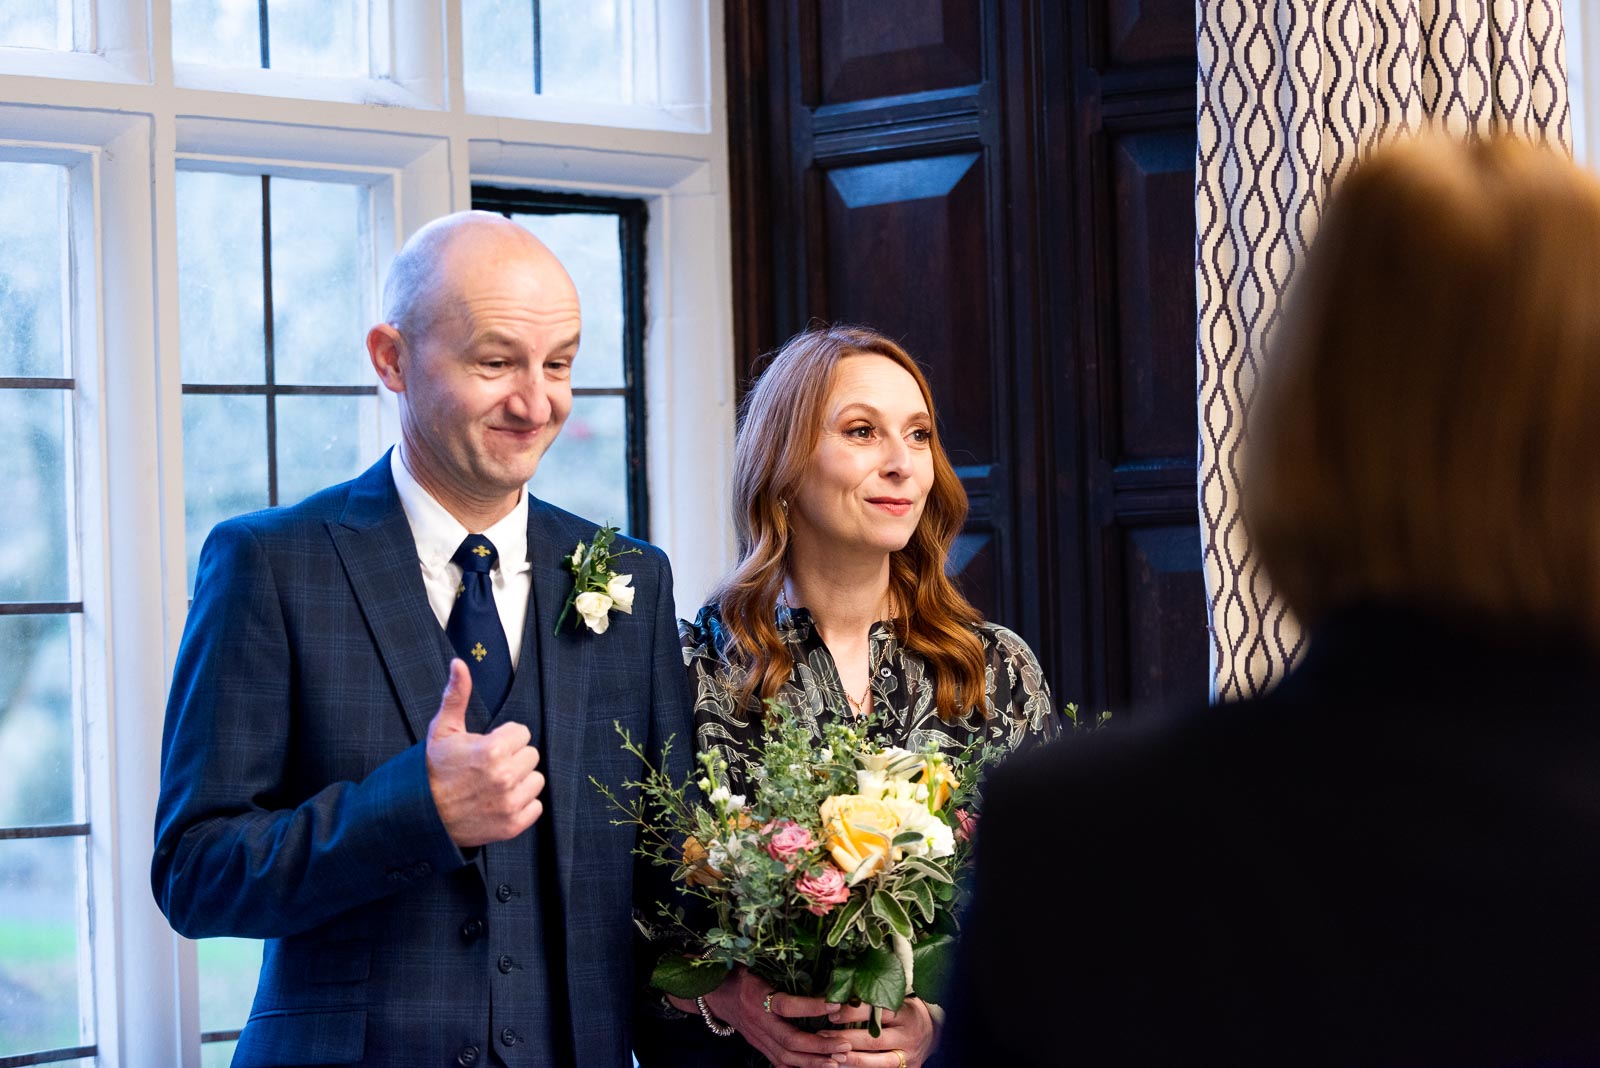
[600,711,1003,1034]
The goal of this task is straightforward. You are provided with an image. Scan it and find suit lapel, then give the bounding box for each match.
[526,500,592,910]
[328,452,452,746]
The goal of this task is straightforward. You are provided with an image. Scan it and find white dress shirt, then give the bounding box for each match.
[390,445,533,670]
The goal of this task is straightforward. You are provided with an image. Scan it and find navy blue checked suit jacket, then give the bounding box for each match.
[153,453,693,1067]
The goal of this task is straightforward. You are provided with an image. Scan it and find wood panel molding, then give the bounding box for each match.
[815,0,984,105]
[1105,0,1195,69]
[1102,123,1199,464]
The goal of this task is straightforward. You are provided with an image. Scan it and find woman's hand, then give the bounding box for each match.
[818,997,939,1067]
[691,966,853,1067]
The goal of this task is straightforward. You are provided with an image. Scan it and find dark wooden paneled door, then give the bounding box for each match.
[727,0,1208,713]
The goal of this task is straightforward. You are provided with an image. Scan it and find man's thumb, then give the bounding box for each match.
[429,659,472,738]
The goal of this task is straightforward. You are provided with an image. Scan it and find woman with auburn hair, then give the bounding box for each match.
[935,135,1600,1066]
[665,325,1059,1068]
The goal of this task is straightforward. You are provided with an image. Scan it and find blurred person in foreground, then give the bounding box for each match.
[936,135,1600,1065]
[646,325,1060,1067]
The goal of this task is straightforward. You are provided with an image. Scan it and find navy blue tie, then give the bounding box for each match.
[446,534,513,715]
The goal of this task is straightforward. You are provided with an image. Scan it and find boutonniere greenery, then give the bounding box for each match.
[556,525,640,636]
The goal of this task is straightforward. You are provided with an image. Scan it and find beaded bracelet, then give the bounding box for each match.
[695,995,735,1037]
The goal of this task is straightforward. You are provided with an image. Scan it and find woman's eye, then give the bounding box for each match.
[846,425,874,439]
[909,427,932,443]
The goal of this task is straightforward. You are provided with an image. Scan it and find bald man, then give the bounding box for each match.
[153,213,693,1068]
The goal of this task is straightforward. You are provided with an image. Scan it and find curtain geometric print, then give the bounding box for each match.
[1196,0,1571,701]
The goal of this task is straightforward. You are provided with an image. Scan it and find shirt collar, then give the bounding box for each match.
[390,444,531,574]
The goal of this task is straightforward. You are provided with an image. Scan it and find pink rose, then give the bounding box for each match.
[954,807,978,843]
[763,820,816,869]
[796,866,851,916]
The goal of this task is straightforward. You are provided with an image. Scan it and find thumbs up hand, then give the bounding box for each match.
[425,659,545,848]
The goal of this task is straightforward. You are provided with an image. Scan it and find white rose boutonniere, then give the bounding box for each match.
[556,524,640,636]
[573,591,615,634]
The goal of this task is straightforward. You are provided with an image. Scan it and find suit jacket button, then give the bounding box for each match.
[496,882,513,902]
[501,1027,518,1046]
[460,917,485,941]
[457,1046,480,1066]
[498,954,514,973]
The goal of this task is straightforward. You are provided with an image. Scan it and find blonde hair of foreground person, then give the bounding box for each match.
[1246,134,1600,643]
[712,325,989,721]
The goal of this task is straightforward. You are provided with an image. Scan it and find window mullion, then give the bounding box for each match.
[257,0,271,70]
[531,0,543,95]
[261,175,278,508]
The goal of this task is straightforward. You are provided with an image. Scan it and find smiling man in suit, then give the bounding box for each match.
[153,211,692,1067]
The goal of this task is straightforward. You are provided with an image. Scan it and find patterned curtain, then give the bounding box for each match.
[1196,0,1571,701]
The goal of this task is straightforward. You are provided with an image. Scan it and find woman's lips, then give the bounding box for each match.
[867,497,913,517]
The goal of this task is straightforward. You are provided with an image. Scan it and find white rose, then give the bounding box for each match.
[606,572,635,614]
[855,768,890,800]
[574,591,614,634]
[889,780,922,804]
[884,798,956,860]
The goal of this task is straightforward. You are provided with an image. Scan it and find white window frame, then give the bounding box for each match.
[0,2,736,1065]
[1567,0,1597,167]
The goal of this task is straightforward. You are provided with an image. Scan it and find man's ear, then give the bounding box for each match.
[368,324,407,394]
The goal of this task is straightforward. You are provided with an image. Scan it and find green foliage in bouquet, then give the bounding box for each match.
[1064,702,1112,735]
[596,709,1006,1036]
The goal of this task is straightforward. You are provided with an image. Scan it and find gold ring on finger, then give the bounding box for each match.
[762,991,776,1013]
[893,1050,907,1068]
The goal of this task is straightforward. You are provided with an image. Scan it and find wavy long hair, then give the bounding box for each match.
[710,325,988,721]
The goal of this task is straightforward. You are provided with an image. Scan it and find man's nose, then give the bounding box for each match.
[505,372,553,425]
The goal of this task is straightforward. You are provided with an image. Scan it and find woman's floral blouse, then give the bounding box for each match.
[680,601,1061,795]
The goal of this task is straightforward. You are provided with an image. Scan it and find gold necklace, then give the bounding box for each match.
[778,581,894,717]
[844,678,873,718]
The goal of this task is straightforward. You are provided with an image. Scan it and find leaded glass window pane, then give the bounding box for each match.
[0,615,78,827]
[0,1,71,52]
[464,0,630,101]
[0,162,67,378]
[0,836,92,1056]
[172,0,371,76]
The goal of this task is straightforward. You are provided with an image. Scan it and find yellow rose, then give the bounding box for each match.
[819,795,901,879]
[918,758,958,813]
